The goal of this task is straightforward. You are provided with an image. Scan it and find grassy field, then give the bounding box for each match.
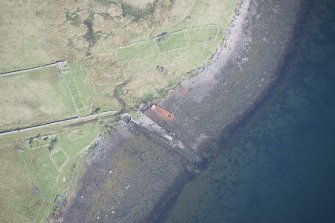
[0,121,101,222]
[157,32,187,52]
[0,0,238,111]
[0,0,51,73]
[0,66,77,132]
[0,0,239,221]
[65,63,93,116]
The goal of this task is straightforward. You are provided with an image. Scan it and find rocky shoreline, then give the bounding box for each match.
[58,0,303,222]
[155,0,302,152]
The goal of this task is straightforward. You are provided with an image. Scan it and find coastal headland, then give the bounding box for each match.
[57,0,303,222]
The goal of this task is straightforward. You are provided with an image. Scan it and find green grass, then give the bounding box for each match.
[0,0,51,73]
[90,95,120,113]
[57,123,100,157]
[0,145,39,223]
[189,26,219,43]
[20,147,58,200]
[117,40,157,60]
[66,63,120,114]
[0,121,101,222]
[0,66,77,132]
[157,32,187,52]
[52,150,67,168]
[66,63,95,116]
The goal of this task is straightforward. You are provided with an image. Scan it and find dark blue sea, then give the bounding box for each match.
[163,0,335,222]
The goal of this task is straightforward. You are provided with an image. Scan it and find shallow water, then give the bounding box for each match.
[162,0,335,222]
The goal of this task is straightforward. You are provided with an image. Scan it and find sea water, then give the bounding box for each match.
[162,0,335,222]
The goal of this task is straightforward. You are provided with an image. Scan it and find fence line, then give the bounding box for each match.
[0,110,117,137]
[0,60,66,77]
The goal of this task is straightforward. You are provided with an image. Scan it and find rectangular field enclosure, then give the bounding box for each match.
[0,66,77,132]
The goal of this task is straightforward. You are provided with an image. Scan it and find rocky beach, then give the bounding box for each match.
[58,0,303,222]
